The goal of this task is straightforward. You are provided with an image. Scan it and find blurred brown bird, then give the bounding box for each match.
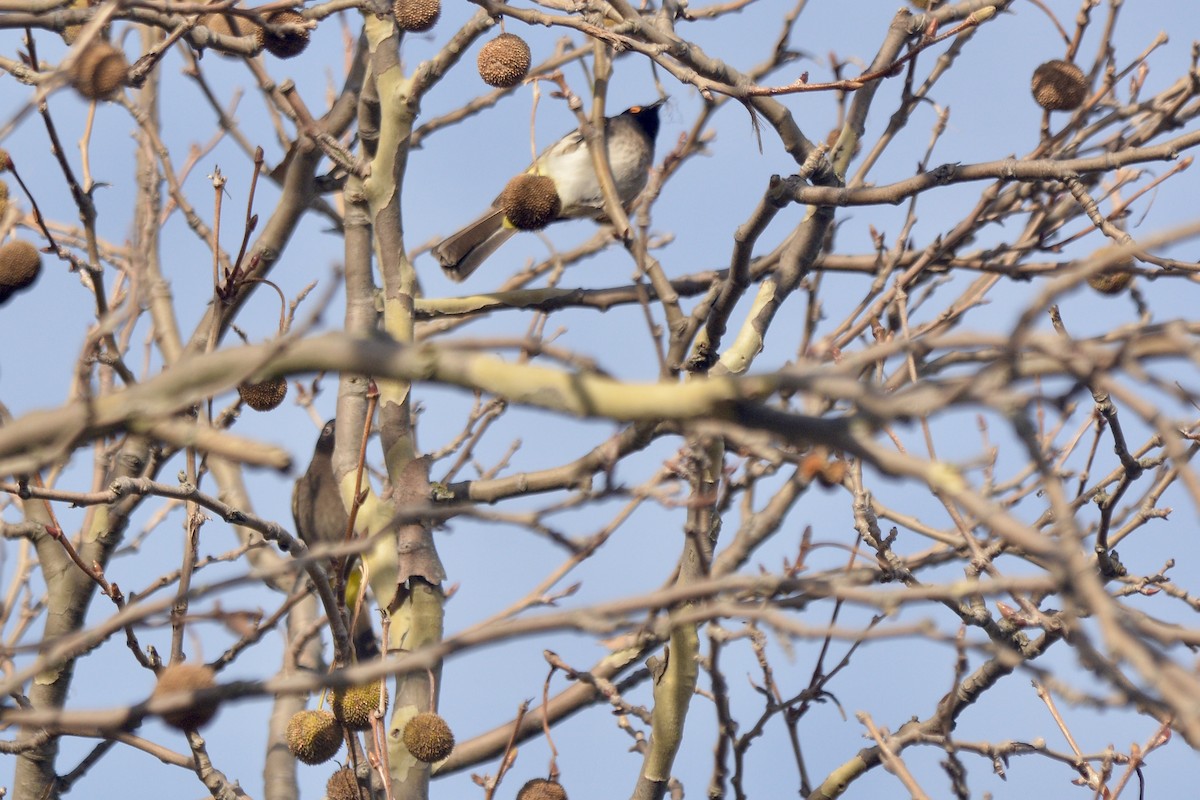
[292,419,379,661]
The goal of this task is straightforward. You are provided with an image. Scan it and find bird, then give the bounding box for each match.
[432,100,665,282]
[292,419,380,662]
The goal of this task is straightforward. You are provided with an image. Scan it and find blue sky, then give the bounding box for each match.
[2,0,1200,797]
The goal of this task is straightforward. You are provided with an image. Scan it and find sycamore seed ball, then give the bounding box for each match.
[331,678,387,731]
[1031,59,1087,111]
[69,41,128,100]
[798,449,828,485]
[393,0,440,32]
[0,181,9,219]
[62,0,88,45]
[817,458,848,488]
[402,712,454,763]
[202,12,238,36]
[62,0,102,45]
[1087,268,1134,294]
[1086,251,1135,294]
[238,376,288,411]
[478,33,531,88]
[203,10,263,46]
[0,240,42,305]
[258,10,310,59]
[517,778,569,800]
[152,662,218,730]
[325,767,360,800]
[500,174,561,231]
[286,709,343,764]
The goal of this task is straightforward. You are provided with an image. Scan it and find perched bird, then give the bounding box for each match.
[292,419,379,661]
[432,100,665,282]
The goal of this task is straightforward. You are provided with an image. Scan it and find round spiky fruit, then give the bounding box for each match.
[326,767,361,800]
[798,448,828,484]
[817,458,847,488]
[258,10,310,59]
[517,778,569,800]
[393,0,440,32]
[286,709,342,764]
[202,10,262,45]
[0,181,9,219]
[0,148,11,172]
[62,0,86,45]
[152,662,218,730]
[69,41,128,100]
[402,712,454,763]
[1087,268,1134,294]
[331,678,387,731]
[238,376,288,411]
[62,0,103,45]
[500,174,561,231]
[1031,59,1087,111]
[477,33,531,88]
[0,240,42,304]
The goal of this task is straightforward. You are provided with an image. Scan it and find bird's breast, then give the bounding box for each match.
[542,129,652,219]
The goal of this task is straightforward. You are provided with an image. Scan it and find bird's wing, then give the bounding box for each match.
[290,473,304,531]
[532,129,587,170]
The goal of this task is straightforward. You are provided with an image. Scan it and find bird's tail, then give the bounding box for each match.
[350,609,380,661]
[432,208,514,282]
[344,561,381,661]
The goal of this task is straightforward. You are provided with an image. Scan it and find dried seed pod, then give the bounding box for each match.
[393,0,440,32]
[331,678,387,731]
[286,709,342,764]
[152,662,218,730]
[1087,268,1134,294]
[824,125,861,162]
[69,41,128,100]
[202,10,263,50]
[499,174,561,231]
[259,10,310,59]
[817,458,848,488]
[477,33,531,88]
[517,778,569,800]
[62,0,103,45]
[798,449,827,484]
[1031,59,1087,111]
[326,767,361,800]
[238,376,288,411]
[0,240,42,305]
[401,712,454,763]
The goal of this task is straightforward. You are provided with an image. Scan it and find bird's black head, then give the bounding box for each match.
[624,99,665,142]
[315,419,336,453]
